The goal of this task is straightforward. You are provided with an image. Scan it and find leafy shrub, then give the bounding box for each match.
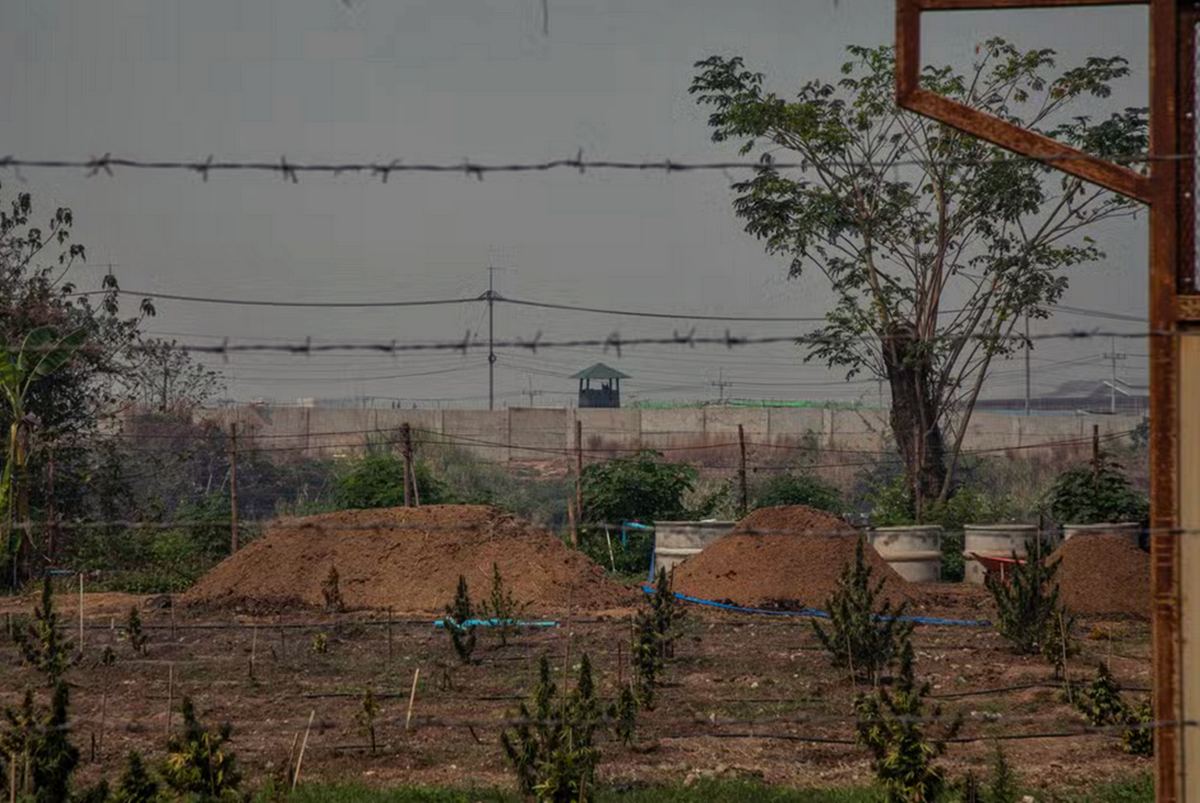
[333,449,447,510]
[1122,698,1154,757]
[162,696,240,799]
[1077,664,1154,757]
[812,537,913,685]
[866,480,1018,581]
[1045,454,1148,525]
[577,526,653,577]
[986,536,1074,660]
[444,575,477,664]
[1077,664,1127,727]
[854,639,961,803]
[752,472,843,513]
[501,654,601,802]
[421,440,569,527]
[580,451,696,524]
[864,474,915,527]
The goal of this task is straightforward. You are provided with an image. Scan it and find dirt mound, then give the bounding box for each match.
[1052,534,1150,617]
[672,506,912,608]
[184,505,632,613]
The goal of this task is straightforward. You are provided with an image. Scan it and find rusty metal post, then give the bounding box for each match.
[229,423,239,554]
[894,2,1197,798]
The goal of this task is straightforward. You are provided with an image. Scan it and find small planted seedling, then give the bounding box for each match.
[357,688,381,755]
[444,575,477,664]
[322,565,345,613]
[485,563,526,647]
[127,606,148,655]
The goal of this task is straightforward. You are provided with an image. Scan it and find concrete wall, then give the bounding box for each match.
[197,405,1142,465]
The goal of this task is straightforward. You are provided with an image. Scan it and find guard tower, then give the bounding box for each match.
[571,363,628,408]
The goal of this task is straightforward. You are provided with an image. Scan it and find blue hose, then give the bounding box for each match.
[639,585,990,628]
[433,618,559,629]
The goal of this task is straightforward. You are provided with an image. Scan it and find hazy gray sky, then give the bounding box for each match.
[0,0,1150,407]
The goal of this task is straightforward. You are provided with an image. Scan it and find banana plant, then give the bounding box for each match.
[1,326,87,577]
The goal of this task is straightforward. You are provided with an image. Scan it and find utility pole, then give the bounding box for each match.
[1024,315,1032,417]
[1103,336,1127,415]
[524,376,544,407]
[484,266,498,411]
[400,423,414,508]
[229,423,239,554]
[737,424,748,516]
[574,419,583,545]
[711,368,731,404]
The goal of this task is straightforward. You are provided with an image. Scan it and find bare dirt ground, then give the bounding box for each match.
[0,585,1153,796]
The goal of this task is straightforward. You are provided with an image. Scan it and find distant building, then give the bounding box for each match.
[572,363,629,408]
[976,378,1148,415]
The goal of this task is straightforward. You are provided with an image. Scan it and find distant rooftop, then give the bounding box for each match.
[571,362,630,380]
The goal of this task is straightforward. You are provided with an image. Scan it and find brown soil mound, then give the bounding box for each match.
[1052,534,1150,617]
[672,506,912,608]
[184,505,631,613]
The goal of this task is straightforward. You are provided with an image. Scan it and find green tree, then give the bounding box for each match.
[580,450,696,524]
[1,325,86,579]
[126,337,223,414]
[690,42,1145,516]
[0,186,153,583]
[333,447,447,510]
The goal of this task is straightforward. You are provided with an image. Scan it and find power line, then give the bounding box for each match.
[97,287,1147,327]
[499,295,826,322]
[79,289,477,309]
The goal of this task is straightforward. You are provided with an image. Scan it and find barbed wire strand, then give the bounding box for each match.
[0,151,1181,181]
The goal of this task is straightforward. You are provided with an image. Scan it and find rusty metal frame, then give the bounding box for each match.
[896,1,1195,800]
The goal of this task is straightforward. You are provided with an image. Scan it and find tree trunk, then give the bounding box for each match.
[882,325,946,519]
